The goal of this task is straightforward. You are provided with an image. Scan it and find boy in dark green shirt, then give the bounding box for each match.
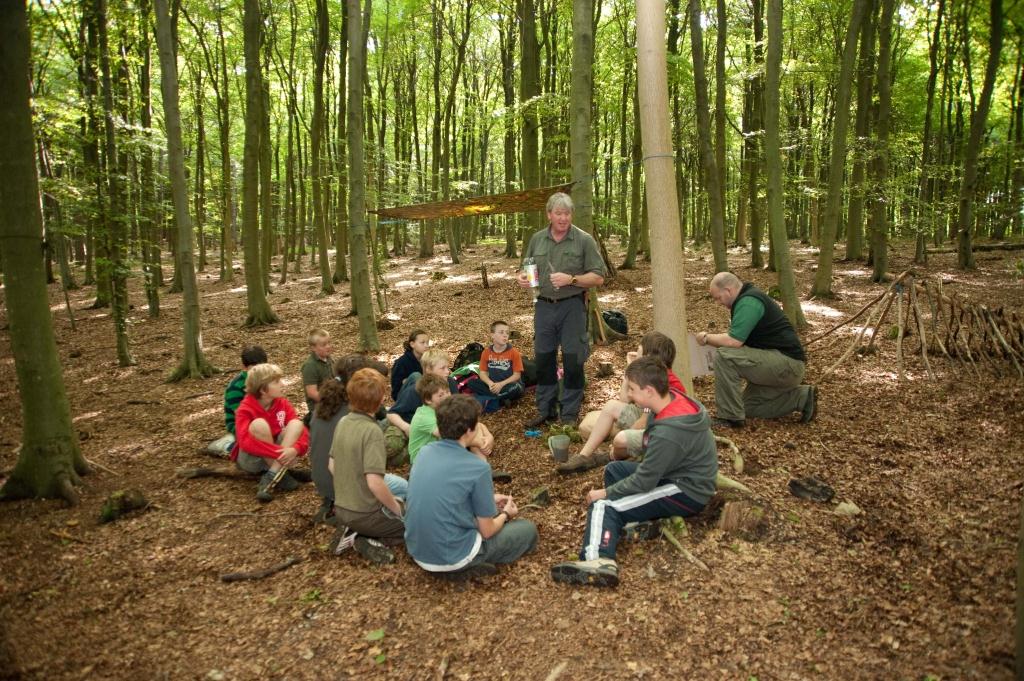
[206,346,267,457]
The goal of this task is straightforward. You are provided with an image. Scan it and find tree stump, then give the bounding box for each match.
[480,264,489,288]
[717,500,767,540]
[99,489,149,524]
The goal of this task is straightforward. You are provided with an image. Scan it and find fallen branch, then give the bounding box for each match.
[659,523,709,571]
[220,556,304,583]
[176,466,255,481]
[126,399,161,406]
[714,435,743,474]
[211,510,295,521]
[85,458,119,476]
[716,473,752,495]
[185,390,216,400]
[49,529,88,544]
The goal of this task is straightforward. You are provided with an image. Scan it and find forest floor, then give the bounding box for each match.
[1,238,1023,680]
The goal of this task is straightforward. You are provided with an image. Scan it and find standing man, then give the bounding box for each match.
[517,193,606,427]
[697,271,817,428]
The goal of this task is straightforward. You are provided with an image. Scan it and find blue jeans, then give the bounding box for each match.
[385,474,408,500]
[579,461,704,561]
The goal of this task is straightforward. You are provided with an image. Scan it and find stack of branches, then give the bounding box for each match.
[808,270,1024,381]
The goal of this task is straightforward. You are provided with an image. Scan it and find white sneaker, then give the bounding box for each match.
[329,527,357,555]
[206,433,235,458]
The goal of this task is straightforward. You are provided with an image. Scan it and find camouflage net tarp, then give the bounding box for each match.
[371,182,576,221]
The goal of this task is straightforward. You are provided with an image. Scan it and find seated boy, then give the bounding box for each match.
[407,373,450,466]
[405,394,538,580]
[466,321,525,408]
[206,345,267,457]
[384,349,494,466]
[301,328,334,421]
[557,331,686,474]
[331,368,409,565]
[550,356,716,587]
[232,363,311,502]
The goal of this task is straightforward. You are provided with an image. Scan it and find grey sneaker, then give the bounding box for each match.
[555,450,610,475]
[355,536,395,565]
[328,526,357,555]
[256,470,277,503]
[550,558,619,587]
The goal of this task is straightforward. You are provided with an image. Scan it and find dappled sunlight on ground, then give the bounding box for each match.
[72,410,103,423]
[184,406,220,423]
[801,300,846,319]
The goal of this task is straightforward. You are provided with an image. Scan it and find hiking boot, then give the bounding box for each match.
[556,450,611,475]
[437,562,498,582]
[355,536,396,565]
[328,526,357,555]
[711,416,745,429]
[287,468,313,483]
[550,558,619,588]
[524,411,556,428]
[312,501,335,526]
[622,520,661,541]
[801,385,818,423]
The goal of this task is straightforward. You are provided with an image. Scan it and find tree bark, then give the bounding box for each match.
[845,0,876,261]
[311,0,336,295]
[570,0,595,237]
[348,0,381,350]
[637,0,694,394]
[139,0,160,317]
[763,0,806,329]
[153,0,217,381]
[0,2,88,504]
[868,0,896,283]
[956,0,1003,269]
[688,0,728,273]
[811,0,870,297]
[241,0,278,325]
[520,0,542,256]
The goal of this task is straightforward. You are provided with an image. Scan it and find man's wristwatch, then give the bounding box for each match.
[570,275,578,287]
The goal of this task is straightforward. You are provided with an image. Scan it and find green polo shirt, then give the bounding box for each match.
[728,296,766,343]
[300,351,333,413]
[524,225,606,300]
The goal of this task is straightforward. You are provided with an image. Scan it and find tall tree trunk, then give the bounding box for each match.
[311,0,336,294]
[139,0,160,317]
[956,0,1003,269]
[810,0,869,297]
[845,1,876,261]
[241,0,278,325]
[570,0,595,237]
[637,0,694,393]
[499,15,518,258]
[0,1,88,505]
[764,0,806,329]
[334,9,349,281]
[216,10,234,283]
[96,0,133,366]
[915,0,945,263]
[868,0,895,282]
[749,0,765,268]
[688,0,728,273]
[194,68,207,272]
[715,0,728,242]
[622,78,642,270]
[520,0,542,256]
[348,0,380,350]
[154,0,216,381]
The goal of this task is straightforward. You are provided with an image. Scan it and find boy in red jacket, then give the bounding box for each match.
[233,363,311,502]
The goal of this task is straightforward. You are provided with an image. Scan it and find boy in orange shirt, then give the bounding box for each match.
[467,321,525,407]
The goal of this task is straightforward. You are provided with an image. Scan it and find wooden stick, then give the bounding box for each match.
[866,286,898,351]
[896,285,905,382]
[220,556,303,583]
[660,524,709,571]
[714,435,743,474]
[176,466,255,481]
[593,303,607,344]
[85,458,119,476]
[983,307,1024,379]
[185,390,216,400]
[480,264,489,289]
[49,529,88,544]
[908,278,935,379]
[822,291,887,379]
[211,510,295,521]
[804,285,890,346]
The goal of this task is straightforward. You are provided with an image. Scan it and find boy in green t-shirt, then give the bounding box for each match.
[206,345,267,457]
[408,374,450,465]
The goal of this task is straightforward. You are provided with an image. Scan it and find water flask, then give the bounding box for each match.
[523,257,540,303]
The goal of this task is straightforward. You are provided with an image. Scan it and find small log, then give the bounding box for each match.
[176,466,255,481]
[480,264,489,289]
[896,285,905,381]
[99,489,149,524]
[220,556,303,583]
[908,279,935,379]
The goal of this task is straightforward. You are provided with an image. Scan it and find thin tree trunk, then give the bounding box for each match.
[811,0,870,297]
[520,0,542,256]
[868,0,895,283]
[845,1,876,261]
[956,0,1003,269]
[311,0,336,294]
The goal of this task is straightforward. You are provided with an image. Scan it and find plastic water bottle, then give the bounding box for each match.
[523,257,540,303]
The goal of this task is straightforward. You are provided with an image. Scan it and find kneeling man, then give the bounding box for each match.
[697,271,816,428]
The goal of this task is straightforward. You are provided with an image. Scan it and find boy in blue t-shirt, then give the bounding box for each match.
[404,395,537,580]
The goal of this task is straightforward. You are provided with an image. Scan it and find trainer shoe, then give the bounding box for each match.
[550,558,619,587]
[355,536,396,565]
[622,520,661,541]
[559,414,578,425]
[287,468,313,483]
[524,411,556,428]
[255,470,277,503]
[801,385,818,423]
[328,526,357,555]
[312,501,335,526]
[556,450,610,475]
[438,562,498,582]
[711,416,745,429]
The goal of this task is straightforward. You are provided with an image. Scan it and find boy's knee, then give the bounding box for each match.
[248,418,272,441]
[601,399,625,417]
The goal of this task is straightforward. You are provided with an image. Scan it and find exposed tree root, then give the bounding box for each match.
[716,473,752,495]
[715,435,743,474]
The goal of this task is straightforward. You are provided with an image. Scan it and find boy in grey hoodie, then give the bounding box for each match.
[551,356,717,587]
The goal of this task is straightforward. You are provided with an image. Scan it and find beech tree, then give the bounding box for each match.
[0,2,88,504]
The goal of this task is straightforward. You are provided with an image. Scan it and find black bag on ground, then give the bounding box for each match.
[602,309,628,335]
[453,342,485,371]
[521,357,538,387]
